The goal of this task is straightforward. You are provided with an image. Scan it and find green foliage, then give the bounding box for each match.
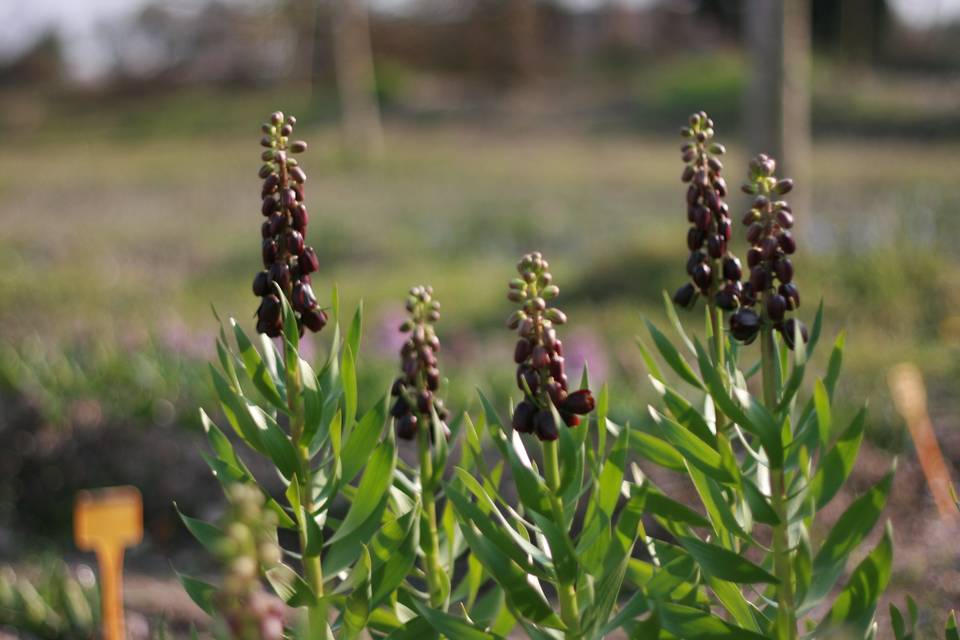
[0,563,97,639]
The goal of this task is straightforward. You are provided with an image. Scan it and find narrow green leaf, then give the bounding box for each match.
[232,319,287,413]
[678,536,778,584]
[341,343,358,430]
[327,438,396,545]
[265,564,317,607]
[645,319,705,389]
[649,408,734,484]
[814,378,832,450]
[176,572,217,615]
[817,523,893,636]
[946,611,959,640]
[176,506,226,555]
[808,407,866,510]
[399,591,503,640]
[340,393,388,483]
[807,468,894,606]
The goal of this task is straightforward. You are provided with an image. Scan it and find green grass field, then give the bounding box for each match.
[1,94,958,450]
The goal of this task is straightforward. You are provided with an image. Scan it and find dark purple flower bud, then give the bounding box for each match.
[686,184,700,205]
[723,256,742,281]
[281,188,296,210]
[707,235,725,259]
[713,177,727,198]
[299,247,319,274]
[290,166,307,183]
[681,165,695,182]
[746,247,762,268]
[514,338,532,364]
[302,308,329,333]
[779,232,796,254]
[259,294,282,325]
[776,209,794,229]
[708,157,723,173]
[261,221,272,239]
[397,413,418,440]
[262,174,279,194]
[563,389,595,415]
[773,179,794,195]
[292,205,308,232]
[292,281,317,312]
[417,390,433,413]
[512,400,536,433]
[517,365,539,395]
[391,378,404,396]
[687,250,707,276]
[766,294,787,322]
[703,188,719,211]
[718,219,732,241]
[694,206,713,230]
[532,345,550,369]
[750,266,771,292]
[692,262,712,290]
[534,410,559,441]
[746,223,764,244]
[426,367,440,391]
[715,284,740,311]
[391,395,409,418]
[547,381,567,407]
[730,308,761,343]
[269,213,286,236]
[269,262,291,290]
[262,196,277,216]
[253,271,270,296]
[673,282,698,309]
[760,236,779,260]
[779,282,800,310]
[774,258,793,283]
[687,228,704,251]
[262,239,278,267]
[287,230,304,254]
[781,318,809,350]
[549,356,565,380]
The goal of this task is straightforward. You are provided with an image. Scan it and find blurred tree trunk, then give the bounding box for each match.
[332,0,383,157]
[745,0,811,221]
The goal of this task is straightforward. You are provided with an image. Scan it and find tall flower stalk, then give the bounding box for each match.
[674,111,739,371]
[507,252,594,636]
[391,285,449,608]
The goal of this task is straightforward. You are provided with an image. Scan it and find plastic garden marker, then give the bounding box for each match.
[74,486,143,640]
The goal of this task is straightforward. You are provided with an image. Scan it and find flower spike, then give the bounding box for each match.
[252,111,326,337]
[508,252,594,441]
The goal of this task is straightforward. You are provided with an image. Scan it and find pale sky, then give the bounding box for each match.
[1,0,957,82]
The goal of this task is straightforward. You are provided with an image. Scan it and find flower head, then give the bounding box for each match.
[508,252,594,441]
[731,154,807,348]
[252,111,326,338]
[673,111,741,311]
[391,285,450,441]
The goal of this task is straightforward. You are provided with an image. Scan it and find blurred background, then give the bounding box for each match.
[1,0,959,636]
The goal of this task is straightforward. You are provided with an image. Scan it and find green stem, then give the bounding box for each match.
[541,439,580,639]
[286,348,327,636]
[417,422,445,608]
[762,325,795,640]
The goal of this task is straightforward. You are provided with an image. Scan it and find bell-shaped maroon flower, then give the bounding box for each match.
[562,389,595,416]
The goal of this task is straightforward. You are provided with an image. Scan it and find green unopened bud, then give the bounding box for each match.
[545,308,567,325]
[509,278,526,290]
[709,143,726,155]
[541,285,560,299]
[508,290,526,303]
[507,310,526,329]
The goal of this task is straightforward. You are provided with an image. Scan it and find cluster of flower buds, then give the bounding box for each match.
[252,111,327,338]
[214,484,284,640]
[673,111,741,310]
[390,286,450,441]
[729,154,807,349]
[508,252,595,441]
